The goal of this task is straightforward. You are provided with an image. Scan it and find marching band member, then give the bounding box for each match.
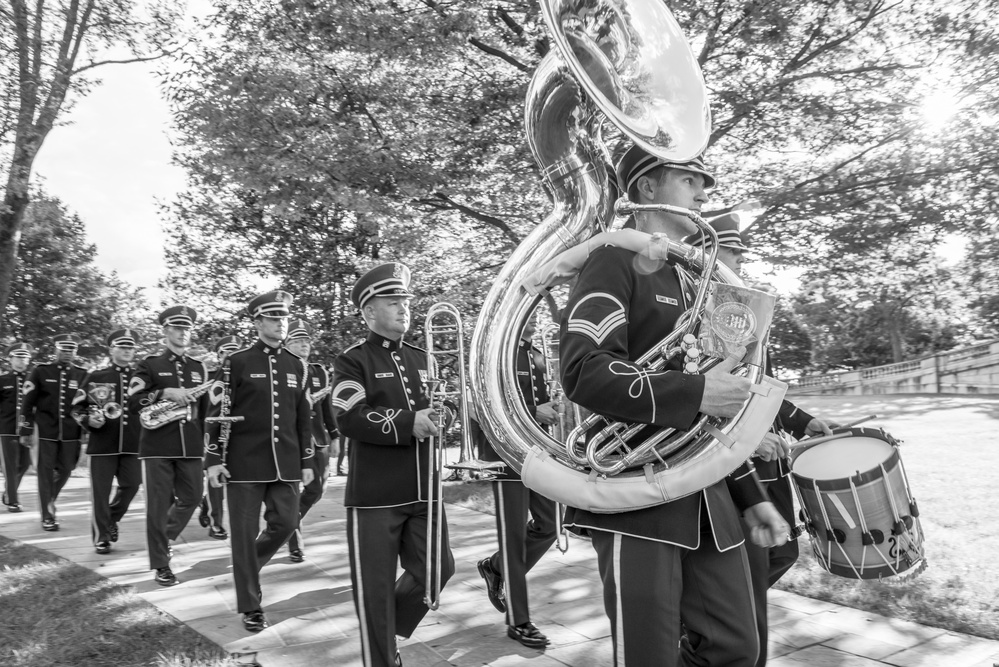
[197,335,243,541]
[332,263,455,667]
[1,342,34,512]
[475,314,558,648]
[128,306,210,587]
[558,146,788,667]
[205,291,314,633]
[20,333,87,531]
[284,317,340,563]
[685,215,833,666]
[71,329,143,554]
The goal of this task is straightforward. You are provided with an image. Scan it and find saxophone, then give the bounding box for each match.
[139,379,217,430]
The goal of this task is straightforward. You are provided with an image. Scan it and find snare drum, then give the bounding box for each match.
[790,427,925,580]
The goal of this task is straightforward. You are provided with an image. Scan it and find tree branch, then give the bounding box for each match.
[467,36,530,72]
[71,50,174,76]
[414,192,521,245]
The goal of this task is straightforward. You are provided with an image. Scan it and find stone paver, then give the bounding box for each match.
[2,472,998,667]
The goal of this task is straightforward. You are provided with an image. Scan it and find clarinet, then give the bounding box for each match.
[205,359,243,470]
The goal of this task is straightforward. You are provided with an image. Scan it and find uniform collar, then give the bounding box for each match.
[367,331,402,351]
[254,338,283,356]
[167,352,187,363]
[112,364,129,373]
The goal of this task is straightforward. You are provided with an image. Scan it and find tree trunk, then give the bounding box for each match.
[0,140,39,338]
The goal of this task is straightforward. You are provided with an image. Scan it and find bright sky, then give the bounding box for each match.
[32,61,183,304]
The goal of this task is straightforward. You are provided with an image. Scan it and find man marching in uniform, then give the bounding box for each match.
[332,263,455,667]
[475,314,558,648]
[558,147,789,667]
[284,317,339,563]
[197,335,243,541]
[128,306,210,587]
[1,343,34,512]
[205,291,314,633]
[72,329,143,554]
[20,333,87,531]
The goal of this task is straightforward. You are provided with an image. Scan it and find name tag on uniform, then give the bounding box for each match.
[517,371,529,376]
[286,373,297,387]
[251,373,266,379]
[45,378,57,383]
[158,372,173,377]
[656,295,678,306]
[375,372,394,379]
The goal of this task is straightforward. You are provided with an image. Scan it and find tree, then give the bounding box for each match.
[0,0,183,336]
[3,191,153,363]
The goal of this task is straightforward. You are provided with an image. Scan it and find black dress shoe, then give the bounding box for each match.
[477,557,506,613]
[507,622,550,648]
[109,522,118,542]
[42,519,59,532]
[7,503,22,513]
[95,541,112,555]
[198,510,210,528]
[154,566,179,587]
[288,548,304,563]
[242,610,268,633]
[208,526,228,540]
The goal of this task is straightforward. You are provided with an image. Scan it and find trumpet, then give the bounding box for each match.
[139,379,216,430]
[101,402,123,420]
[422,302,505,611]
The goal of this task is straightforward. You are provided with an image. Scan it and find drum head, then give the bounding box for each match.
[793,436,894,480]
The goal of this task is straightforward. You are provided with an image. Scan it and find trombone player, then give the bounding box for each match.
[72,328,143,554]
[331,263,455,667]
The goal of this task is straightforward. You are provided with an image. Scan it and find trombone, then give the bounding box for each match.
[423,302,505,610]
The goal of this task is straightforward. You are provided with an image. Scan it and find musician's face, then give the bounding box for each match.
[164,325,192,350]
[9,356,29,372]
[717,247,747,276]
[365,297,411,340]
[256,316,289,346]
[55,347,76,364]
[286,338,312,359]
[641,168,709,236]
[110,345,135,366]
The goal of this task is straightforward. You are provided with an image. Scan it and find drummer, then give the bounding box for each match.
[686,214,836,667]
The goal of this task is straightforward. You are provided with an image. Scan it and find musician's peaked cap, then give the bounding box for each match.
[350,263,414,309]
[684,213,750,251]
[159,305,197,328]
[248,290,293,319]
[52,333,81,350]
[6,342,34,358]
[106,328,140,348]
[215,335,243,354]
[287,318,313,341]
[616,145,716,194]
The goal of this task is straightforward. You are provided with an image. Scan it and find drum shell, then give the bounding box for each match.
[790,428,925,580]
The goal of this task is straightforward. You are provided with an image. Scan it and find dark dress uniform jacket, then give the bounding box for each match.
[559,245,765,550]
[332,331,434,508]
[0,369,29,436]
[128,351,208,459]
[204,341,313,482]
[20,362,88,440]
[479,340,550,482]
[307,363,338,449]
[71,365,141,456]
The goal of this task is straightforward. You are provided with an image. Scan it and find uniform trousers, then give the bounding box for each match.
[89,454,141,544]
[1,435,31,506]
[200,471,225,531]
[488,481,557,627]
[37,438,81,522]
[289,446,329,552]
[226,481,301,613]
[142,457,203,569]
[744,474,800,667]
[347,502,455,667]
[592,529,759,667]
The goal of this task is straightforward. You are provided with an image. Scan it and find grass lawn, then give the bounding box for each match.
[448,394,999,641]
[0,536,235,667]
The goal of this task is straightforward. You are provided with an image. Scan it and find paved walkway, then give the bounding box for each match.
[2,471,998,667]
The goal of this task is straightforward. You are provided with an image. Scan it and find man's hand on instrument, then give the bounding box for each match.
[413,408,439,440]
[87,412,106,429]
[162,387,192,405]
[207,464,230,488]
[301,468,315,487]
[744,501,790,548]
[699,348,751,418]
[754,432,790,461]
[804,418,835,437]
[535,402,558,426]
